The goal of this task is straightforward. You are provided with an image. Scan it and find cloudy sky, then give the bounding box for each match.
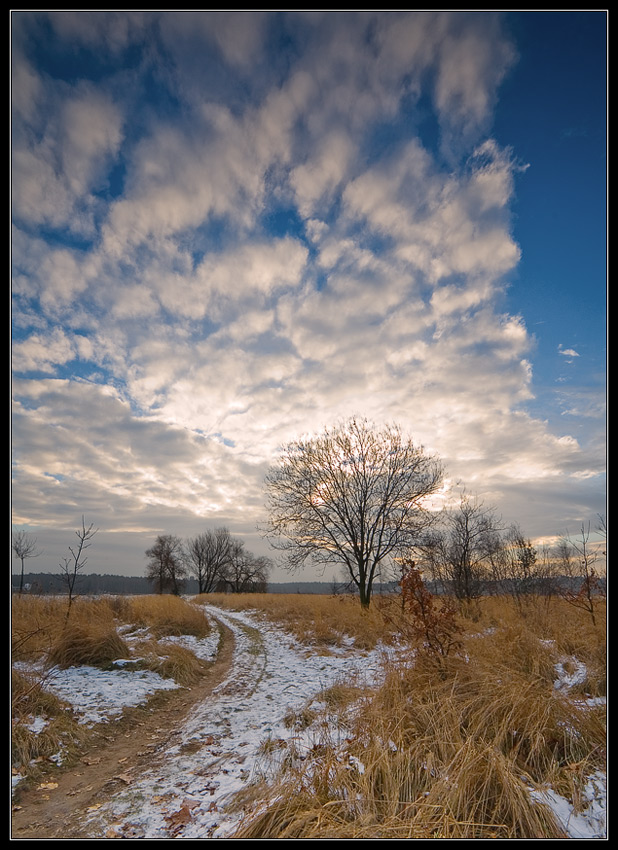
[11,11,606,582]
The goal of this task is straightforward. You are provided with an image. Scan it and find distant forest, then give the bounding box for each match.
[11,572,393,597]
[11,572,599,598]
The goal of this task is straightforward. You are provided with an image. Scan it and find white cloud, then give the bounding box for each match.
[11,12,605,568]
[12,329,76,373]
[290,131,356,218]
[11,65,124,236]
[343,139,520,285]
[160,10,269,71]
[47,10,145,53]
[11,54,43,125]
[432,15,517,157]
[60,89,124,196]
[11,148,75,229]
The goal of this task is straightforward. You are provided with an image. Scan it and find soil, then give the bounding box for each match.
[11,622,236,840]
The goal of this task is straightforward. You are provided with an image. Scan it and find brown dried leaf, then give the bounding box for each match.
[165,804,194,835]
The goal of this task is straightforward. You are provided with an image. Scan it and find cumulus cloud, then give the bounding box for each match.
[12,76,124,236]
[11,11,605,573]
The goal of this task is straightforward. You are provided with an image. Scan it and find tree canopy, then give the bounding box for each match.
[263,417,444,607]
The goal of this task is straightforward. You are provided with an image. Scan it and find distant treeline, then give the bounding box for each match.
[11,572,603,598]
[11,573,363,596]
[13,572,164,596]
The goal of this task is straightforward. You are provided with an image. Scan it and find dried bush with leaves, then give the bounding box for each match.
[396,561,463,662]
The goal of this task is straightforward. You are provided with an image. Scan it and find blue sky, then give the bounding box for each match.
[11,11,606,581]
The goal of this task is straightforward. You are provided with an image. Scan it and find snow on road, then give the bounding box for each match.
[82,605,388,839]
[15,604,606,840]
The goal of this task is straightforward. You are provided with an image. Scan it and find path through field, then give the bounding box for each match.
[12,605,387,840]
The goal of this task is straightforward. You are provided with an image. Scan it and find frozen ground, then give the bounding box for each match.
[14,605,606,839]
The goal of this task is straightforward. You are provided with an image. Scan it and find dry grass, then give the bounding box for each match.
[122,594,211,638]
[198,592,391,650]
[224,592,605,840]
[126,638,210,686]
[12,594,212,666]
[47,624,131,670]
[232,742,567,839]
[12,595,74,662]
[11,668,88,777]
[11,593,213,782]
[12,590,605,837]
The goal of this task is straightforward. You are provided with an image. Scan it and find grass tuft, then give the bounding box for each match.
[228,594,605,840]
[47,624,131,670]
[11,668,87,776]
[130,639,209,686]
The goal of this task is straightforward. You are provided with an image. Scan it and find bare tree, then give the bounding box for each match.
[223,540,270,593]
[558,521,605,625]
[12,529,42,594]
[185,527,234,594]
[488,523,538,604]
[60,517,98,619]
[418,494,503,603]
[145,534,187,595]
[263,417,443,608]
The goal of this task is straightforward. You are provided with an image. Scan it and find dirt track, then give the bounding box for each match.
[11,621,236,840]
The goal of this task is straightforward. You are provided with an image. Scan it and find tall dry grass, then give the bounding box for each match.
[12,594,212,667]
[198,592,391,650]
[121,594,212,638]
[225,592,605,840]
[11,667,89,775]
[11,593,213,780]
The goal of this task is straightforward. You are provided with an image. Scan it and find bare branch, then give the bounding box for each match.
[60,517,98,619]
[263,417,443,607]
[12,530,42,595]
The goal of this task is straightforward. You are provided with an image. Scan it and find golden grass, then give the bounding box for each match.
[11,668,88,776]
[12,590,605,837]
[122,594,211,638]
[12,594,212,665]
[12,595,74,662]
[197,592,390,650]
[127,638,210,686]
[11,593,213,783]
[223,592,605,841]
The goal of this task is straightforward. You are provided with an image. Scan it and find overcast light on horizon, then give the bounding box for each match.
[11,11,606,582]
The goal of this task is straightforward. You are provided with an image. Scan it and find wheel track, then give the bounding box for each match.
[13,605,385,840]
[75,606,271,839]
[11,607,266,840]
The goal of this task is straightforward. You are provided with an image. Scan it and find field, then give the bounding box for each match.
[11,590,606,839]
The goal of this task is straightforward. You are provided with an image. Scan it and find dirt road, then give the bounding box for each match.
[11,616,237,840]
[12,606,383,840]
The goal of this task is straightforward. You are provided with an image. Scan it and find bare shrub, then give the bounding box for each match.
[396,561,463,663]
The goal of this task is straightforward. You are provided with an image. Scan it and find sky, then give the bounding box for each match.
[11,11,607,583]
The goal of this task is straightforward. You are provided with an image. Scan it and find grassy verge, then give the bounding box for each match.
[196,591,391,650]
[219,593,605,840]
[11,593,213,782]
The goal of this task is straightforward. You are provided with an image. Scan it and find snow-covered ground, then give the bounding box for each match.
[13,605,606,839]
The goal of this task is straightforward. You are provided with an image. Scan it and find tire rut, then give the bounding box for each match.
[11,614,239,840]
[79,607,270,839]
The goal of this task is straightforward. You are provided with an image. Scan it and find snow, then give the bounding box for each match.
[13,605,606,839]
[43,664,182,726]
[530,772,607,841]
